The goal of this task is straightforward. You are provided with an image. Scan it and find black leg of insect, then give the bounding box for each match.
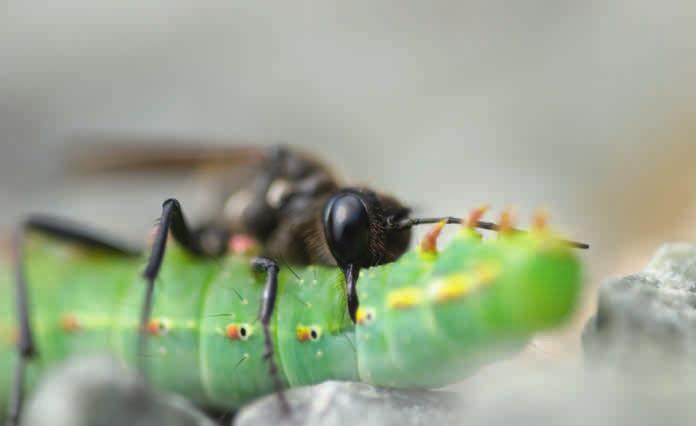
[143,198,289,411]
[250,256,290,413]
[6,216,140,426]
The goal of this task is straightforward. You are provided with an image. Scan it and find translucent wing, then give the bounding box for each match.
[67,135,270,174]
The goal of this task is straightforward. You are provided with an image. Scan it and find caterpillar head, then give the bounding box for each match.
[354,208,584,388]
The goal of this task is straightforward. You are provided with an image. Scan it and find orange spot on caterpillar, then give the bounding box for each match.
[60,314,81,333]
[356,307,376,325]
[419,220,446,255]
[387,288,424,309]
[296,325,321,342]
[228,234,259,256]
[466,205,490,228]
[296,325,310,342]
[145,319,168,336]
[226,323,251,341]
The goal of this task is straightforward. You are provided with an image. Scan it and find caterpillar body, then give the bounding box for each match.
[0,222,581,416]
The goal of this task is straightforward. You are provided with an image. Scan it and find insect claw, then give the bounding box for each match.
[60,314,81,333]
[419,220,446,255]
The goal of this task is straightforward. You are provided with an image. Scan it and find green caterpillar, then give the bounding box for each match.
[0,219,582,417]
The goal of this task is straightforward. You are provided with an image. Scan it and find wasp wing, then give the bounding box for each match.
[67,136,270,174]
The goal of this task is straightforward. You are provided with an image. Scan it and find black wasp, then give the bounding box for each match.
[186,146,415,322]
[70,144,424,321]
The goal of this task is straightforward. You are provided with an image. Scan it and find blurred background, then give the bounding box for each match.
[1,1,695,360]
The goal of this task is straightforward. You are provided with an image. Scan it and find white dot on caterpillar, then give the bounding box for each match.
[316,350,324,358]
[159,346,167,356]
[241,299,248,305]
[312,279,318,285]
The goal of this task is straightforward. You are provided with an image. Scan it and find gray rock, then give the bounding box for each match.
[22,356,215,426]
[583,243,696,371]
[457,366,696,426]
[234,367,696,426]
[233,381,458,426]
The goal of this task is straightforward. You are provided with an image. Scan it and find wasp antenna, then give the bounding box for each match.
[393,210,589,250]
[392,216,462,231]
[419,220,447,255]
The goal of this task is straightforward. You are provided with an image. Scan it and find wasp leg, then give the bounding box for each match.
[7,230,34,426]
[250,256,290,414]
[21,215,141,255]
[140,199,228,376]
[6,216,142,426]
[141,199,207,373]
[343,264,361,323]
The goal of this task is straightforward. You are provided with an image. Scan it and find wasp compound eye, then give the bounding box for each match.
[323,191,371,267]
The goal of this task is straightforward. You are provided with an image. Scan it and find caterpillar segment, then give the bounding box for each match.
[0,210,582,418]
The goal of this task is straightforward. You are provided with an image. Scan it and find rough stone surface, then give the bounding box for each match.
[458,367,696,426]
[23,356,215,426]
[583,243,696,370]
[233,368,696,426]
[233,381,458,426]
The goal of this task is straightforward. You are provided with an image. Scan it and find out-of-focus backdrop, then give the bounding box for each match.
[1,1,695,358]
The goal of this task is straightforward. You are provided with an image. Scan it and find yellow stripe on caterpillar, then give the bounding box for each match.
[430,263,500,303]
[386,287,424,309]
